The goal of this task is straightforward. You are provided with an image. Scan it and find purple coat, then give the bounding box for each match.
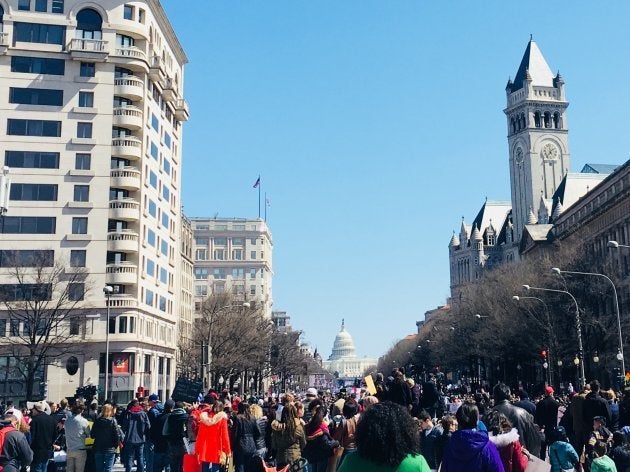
[441,429,505,472]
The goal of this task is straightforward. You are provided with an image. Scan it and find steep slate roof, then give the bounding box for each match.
[511,40,555,91]
[520,224,554,254]
[471,200,512,241]
[581,163,619,174]
[549,173,608,221]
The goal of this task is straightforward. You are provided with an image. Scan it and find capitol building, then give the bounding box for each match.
[322,320,377,378]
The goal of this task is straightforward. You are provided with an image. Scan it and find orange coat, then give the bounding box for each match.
[195,411,231,464]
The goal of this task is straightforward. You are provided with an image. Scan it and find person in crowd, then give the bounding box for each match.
[441,401,504,472]
[484,410,527,472]
[91,404,122,472]
[303,401,339,472]
[0,413,33,472]
[121,398,151,472]
[408,379,421,418]
[359,396,379,419]
[303,389,319,424]
[418,410,442,472]
[587,416,613,470]
[421,376,441,419]
[151,398,172,472]
[232,401,262,472]
[604,390,620,432]
[249,404,268,461]
[570,384,591,461]
[64,400,91,472]
[609,431,630,472]
[619,391,630,429]
[513,391,536,417]
[492,383,541,458]
[195,395,231,472]
[388,370,412,410]
[29,401,58,472]
[163,400,189,472]
[374,373,388,402]
[584,381,612,432]
[337,401,429,472]
[435,415,457,470]
[547,425,580,472]
[271,403,306,470]
[334,398,359,467]
[536,386,560,461]
[591,441,618,472]
[84,401,99,423]
[146,394,164,472]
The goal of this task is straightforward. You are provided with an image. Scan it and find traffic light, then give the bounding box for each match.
[541,350,547,360]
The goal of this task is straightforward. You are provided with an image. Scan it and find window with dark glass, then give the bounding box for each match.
[77,122,92,138]
[76,8,102,39]
[114,67,133,78]
[1,217,56,234]
[109,188,129,200]
[14,22,65,45]
[78,91,94,107]
[0,320,5,337]
[68,283,84,301]
[0,284,52,301]
[7,119,61,137]
[79,62,95,77]
[51,0,63,13]
[10,183,57,201]
[73,185,89,202]
[10,87,63,106]
[11,56,65,75]
[5,151,59,169]
[35,0,47,12]
[10,320,20,336]
[113,96,133,107]
[119,316,127,333]
[71,217,88,234]
[70,250,86,267]
[69,320,80,336]
[18,0,30,11]
[123,5,133,20]
[75,153,91,170]
[0,250,54,267]
[108,318,116,334]
[116,34,134,47]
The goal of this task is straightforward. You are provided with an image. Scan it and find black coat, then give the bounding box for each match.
[30,412,58,463]
[388,379,412,407]
[232,416,262,464]
[90,417,120,453]
[583,392,611,429]
[302,429,338,463]
[611,444,630,472]
[535,395,560,431]
[0,426,33,472]
[492,401,541,457]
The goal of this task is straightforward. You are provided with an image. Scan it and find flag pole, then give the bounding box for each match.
[258,175,261,219]
[264,192,267,222]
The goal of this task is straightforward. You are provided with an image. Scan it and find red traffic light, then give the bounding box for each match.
[541,350,547,358]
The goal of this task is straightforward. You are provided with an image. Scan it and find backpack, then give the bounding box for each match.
[0,425,17,471]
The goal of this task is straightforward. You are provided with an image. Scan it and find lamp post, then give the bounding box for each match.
[0,166,10,233]
[512,295,555,385]
[103,286,113,401]
[523,284,585,390]
[551,267,625,382]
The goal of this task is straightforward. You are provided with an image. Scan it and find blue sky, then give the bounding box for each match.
[163,1,630,359]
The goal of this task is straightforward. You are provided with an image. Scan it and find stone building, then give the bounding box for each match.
[322,320,376,378]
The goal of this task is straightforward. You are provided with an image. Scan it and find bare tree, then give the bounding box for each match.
[0,256,90,400]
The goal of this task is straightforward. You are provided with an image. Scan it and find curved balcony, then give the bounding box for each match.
[67,38,109,62]
[113,106,143,130]
[112,136,142,160]
[107,230,139,253]
[107,294,138,309]
[114,77,144,101]
[105,262,138,286]
[110,167,141,190]
[109,198,140,221]
[111,46,148,71]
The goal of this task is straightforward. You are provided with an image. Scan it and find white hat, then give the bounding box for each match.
[306,388,318,397]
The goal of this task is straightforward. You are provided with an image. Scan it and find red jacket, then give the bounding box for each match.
[195,411,231,464]
[489,428,528,472]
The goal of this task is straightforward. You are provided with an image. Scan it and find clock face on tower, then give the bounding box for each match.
[515,147,524,164]
[541,143,559,161]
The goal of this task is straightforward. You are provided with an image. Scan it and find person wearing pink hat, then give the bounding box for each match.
[536,385,560,461]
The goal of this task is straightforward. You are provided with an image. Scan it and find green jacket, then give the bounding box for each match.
[591,455,618,472]
[338,452,431,472]
[270,419,306,466]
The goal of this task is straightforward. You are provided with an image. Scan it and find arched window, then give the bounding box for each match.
[76,8,103,39]
[0,5,4,23]
[511,118,516,134]
[553,112,560,129]
[520,113,526,129]
[544,112,551,128]
[534,111,541,128]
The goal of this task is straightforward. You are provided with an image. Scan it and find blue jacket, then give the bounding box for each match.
[122,408,150,445]
[420,426,442,469]
[548,440,579,472]
[441,429,505,472]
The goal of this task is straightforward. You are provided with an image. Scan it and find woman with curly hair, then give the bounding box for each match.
[337,401,430,472]
[484,410,527,472]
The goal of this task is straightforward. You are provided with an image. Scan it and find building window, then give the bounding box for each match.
[35,0,47,12]
[129,317,135,333]
[151,113,159,131]
[150,141,158,160]
[161,213,169,229]
[0,250,54,267]
[213,268,226,280]
[0,320,6,337]
[195,249,207,261]
[10,183,57,201]
[138,8,145,23]
[160,240,168,256]
[159,296,166,312]
[71,217,88,234]
[69,320,80,336]
[18,0,30,11]
[232,249,243,260]
[77,122,92,138]
[11,56,65,75]
[79,62,95,77]
[10,320,20,336]
[146,259,155,276]
[118,316,128,333]
[163,159,171,175]
[68,283,84,301]
[123,4,134,20]
[5,151,59,169]
[0,284,51,302]
[162,186,170,201]
[149,171,157,188]
[145,289,154,306]
[108,317,115,334]
[51,0,63,13]
[250,285,256,295]
[194,268,208,280]
[195,285,207,297]
[14,22,65,45]
[147,229,156,247]
[75,153,91,170]
[7,119,61,137]
[78,91,94,107]
[73,185,89,202]
[250,251,256,260]
[250,268,256,278]
[1,217,56,234]
[70,250,86,267]
[213,249,224,260]
[9,87,63,106]
[148,200,157,217]
[160,267,167,284]
[76,8,102,39]
[214,237,227,245]
[232,268,244,279]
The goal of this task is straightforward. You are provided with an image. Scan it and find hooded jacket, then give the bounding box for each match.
[548,440,580,472]
[271,418,306,466]
[489,428,527,472]
[195,411,231,464]
[0,425,33,472]
[303,422,339,463]
[163,408,189,448]
[122,406,150,445]
[591,454,618,472]
[440,429,505,472]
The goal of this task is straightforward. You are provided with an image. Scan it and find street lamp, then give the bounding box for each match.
[523,284,585,389]
[103,286,113,401]
[551,267,625,380]
[0,166,10,233]
[474,314,489,319]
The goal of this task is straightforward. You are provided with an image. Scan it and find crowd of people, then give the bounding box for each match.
[2,371,630,472]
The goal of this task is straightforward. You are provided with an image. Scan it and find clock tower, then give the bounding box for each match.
[505,39,570,241]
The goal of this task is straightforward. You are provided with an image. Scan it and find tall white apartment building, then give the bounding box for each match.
[191,218,273,318]
[0,0,189,403]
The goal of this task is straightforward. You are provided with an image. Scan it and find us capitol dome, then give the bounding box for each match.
[322,320,377,378]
